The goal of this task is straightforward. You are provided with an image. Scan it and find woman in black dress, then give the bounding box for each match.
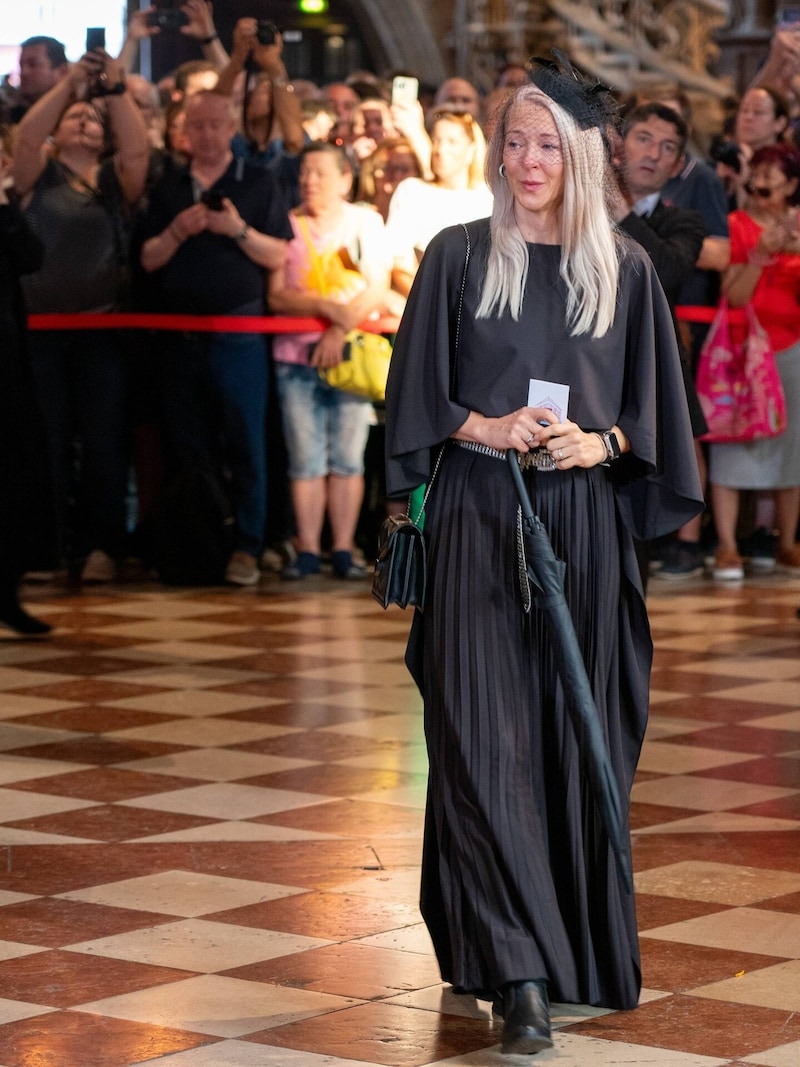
[385,69,703,1055]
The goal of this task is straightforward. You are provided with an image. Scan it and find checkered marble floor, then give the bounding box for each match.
[1,569,799,1067]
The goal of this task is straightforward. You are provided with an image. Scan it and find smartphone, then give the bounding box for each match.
[200,189,225,211]
[86,27,105,53]
[391,76,419,107]
[146,9,190,30]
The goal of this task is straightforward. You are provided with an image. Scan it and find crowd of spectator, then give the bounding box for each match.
[3,3,800,634]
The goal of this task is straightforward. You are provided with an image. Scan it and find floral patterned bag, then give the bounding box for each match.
[696,299,787,443]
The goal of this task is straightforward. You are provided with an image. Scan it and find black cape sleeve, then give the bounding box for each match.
[613,245,704,540]
[385,224,473,497]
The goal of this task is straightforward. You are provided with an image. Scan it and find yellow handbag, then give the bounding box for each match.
[320,329,392,401]
[296,215,392,401]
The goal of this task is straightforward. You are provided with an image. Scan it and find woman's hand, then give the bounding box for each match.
[456,406,557,452]
[309,325,347,368]
[537,419,608,469]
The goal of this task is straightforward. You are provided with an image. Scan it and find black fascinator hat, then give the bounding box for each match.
[528,50,619,133]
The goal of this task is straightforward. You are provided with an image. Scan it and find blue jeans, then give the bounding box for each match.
[28,330,129,560]
[159,330,268,556]
[274,361,372,479]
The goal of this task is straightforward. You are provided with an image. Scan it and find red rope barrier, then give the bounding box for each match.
[27,312,401,334]
[27,308,738,331]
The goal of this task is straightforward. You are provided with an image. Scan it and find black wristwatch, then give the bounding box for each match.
[96,79,127,97]
[600,430,621,462]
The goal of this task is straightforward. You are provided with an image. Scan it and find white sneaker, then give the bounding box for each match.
[225,551,260,586]
[81,549,118,583]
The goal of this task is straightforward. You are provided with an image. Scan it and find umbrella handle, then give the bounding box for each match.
[507,449,536,522]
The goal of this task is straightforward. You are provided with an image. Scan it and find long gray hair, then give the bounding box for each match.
[476,84,620,338]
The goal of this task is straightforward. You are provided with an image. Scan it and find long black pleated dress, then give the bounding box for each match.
[385,219,703,1011]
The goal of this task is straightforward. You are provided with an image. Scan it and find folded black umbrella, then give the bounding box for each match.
[508,451,634,895]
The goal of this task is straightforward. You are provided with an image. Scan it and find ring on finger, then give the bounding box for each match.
[526,433,534,445]
[558,447,564,461]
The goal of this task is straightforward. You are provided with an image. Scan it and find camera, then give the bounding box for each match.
[256,20,279,46]
[146,9,190,31]
[200,189,225,211]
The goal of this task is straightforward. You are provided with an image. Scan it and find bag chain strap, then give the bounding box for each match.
[408,223,472,521]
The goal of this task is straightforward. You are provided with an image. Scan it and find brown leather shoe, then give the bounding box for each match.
[500,979,553,1055]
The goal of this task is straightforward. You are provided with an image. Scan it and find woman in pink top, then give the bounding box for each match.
[709,143,800,579]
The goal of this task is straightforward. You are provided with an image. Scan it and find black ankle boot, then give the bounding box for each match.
[500,979,552,1055]
[0,596,52,636]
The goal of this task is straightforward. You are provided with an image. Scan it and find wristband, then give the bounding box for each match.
[199,34,219,45]
[95,80,127,97]
[234,226,249,242]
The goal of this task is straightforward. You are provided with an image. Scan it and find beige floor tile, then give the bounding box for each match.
[637,741,752,775]
[0,694,80,718]
[743,709,800,730]
[0,827,96,845]
[0,667,77,689]
[0,755,93,785]
[0,645,71,665]
[643,906,800,956]
[88,601,242,620]
[0,998,55,1025]
[634,861,800,905]
[119,783,328,819]
[137,1038,372,1065]
[58,871,305,917]
[656,634,799,655]
[0,942,45,962]
[0,723,87,751]
[672,658,800,680]
[647,689,689,706]
[644,717,719,739]
[107,718,292,748]
[634,811,800,834]
[110,642,261,662]
[333,868,423,904]
[352,782,428,808]
[77,973,358,1037]
[114,748,315,782]
[354,922,436,955]
[96,666,265,688]
[103,691,280,717]
[709,684,800,709]
[334,742,429,773]
[297,662,415,687]
[322,712,423,740]
[0,786,97,822]
[631,775,797,812]
[743,1039,800,1066]
[87,620,252,641]
[131,822,341,843]
[690,959,800,1011]
[67,918,332,971]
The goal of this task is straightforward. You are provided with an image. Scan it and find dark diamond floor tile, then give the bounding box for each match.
[0,1010,213,1067]
[639,938,787,993]
[4,678,168,703]
[0,948,193,1007]
[565,993,800,1058]
[0,897,174,948]
[18,654,147,676]
[241,764,426,797]
[228,730,401,761]
[222,942,442,1000]
[247,1001,496,1067]
[8,706,180,733]
[207,890,420,940]
[647,694,790,723]
[5,804,217,843]
[672,723,800,756]
[636,894,732,932]
[221,701,392,728]
[5,737,191,764]
[630,802,700,831]
[695,756,800,788]
[256,797,423,837]
[8,767,204,802]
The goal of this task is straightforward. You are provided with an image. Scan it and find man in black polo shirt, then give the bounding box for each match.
[141,90,292,585]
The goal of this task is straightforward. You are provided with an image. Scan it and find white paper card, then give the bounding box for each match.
[528,379,569,421]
